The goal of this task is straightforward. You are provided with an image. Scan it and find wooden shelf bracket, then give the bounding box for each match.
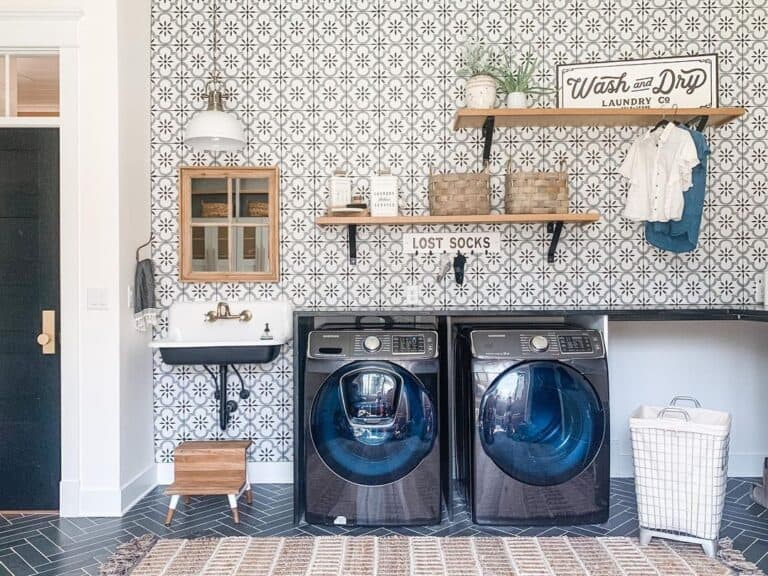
[547,221,564,263]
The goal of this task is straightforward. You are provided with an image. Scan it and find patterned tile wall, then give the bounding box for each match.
[150,0,768,463]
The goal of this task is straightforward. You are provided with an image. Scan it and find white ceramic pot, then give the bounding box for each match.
[505,92,528,107]
[465,75,497,108]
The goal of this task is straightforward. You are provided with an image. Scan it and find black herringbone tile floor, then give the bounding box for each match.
[0,478,765,575]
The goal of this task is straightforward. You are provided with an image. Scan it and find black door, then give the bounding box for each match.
[479,361,604,486]
[310,361,436,486]
[0,129,60,510]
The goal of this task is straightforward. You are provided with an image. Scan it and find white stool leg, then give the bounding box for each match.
[245,467,253,505]
[165,494,180,526]
[228,493,239,523]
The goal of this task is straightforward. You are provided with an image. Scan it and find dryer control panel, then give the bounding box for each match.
[308,330,438,360]
[471,329,604,360]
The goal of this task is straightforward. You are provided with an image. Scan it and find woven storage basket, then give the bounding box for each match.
[505,160,568,214]
[428,166,490,216]
[247,201,269,217]
[201,201,228,218]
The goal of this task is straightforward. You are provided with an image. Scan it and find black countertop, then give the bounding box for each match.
[294,305,768,322]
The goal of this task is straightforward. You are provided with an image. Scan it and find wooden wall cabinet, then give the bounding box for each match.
[179,166,280,282]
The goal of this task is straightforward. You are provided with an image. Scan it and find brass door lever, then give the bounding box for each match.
[38,310,56,354]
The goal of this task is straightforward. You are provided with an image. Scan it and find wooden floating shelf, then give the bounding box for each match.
[453,107,746,130]
[316,213,600,226]
[317,213,600,264]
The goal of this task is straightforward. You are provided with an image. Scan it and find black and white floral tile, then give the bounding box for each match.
[150,0,768,464]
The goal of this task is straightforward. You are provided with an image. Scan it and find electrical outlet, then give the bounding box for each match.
[755,274,764,304]
[405,284,419,306]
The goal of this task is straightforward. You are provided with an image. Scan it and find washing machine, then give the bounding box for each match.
[467,327,609,525]
[304,327,440,526]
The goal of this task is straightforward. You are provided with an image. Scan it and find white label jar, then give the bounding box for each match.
[370,173,398,217]
[329,170,352,209]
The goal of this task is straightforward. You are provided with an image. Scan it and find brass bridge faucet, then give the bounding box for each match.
[204,302,252,323]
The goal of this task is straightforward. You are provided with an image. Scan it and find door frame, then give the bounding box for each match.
[0,9,82,516]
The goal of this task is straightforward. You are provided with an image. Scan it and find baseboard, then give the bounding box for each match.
[77,487,123,517]
[613,453,766,478]
[156,461,293,485]
[59,479,80,517]
[121,463,157,514]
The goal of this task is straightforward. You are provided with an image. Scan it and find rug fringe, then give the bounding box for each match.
[718,537,765,575]
[99,534,157,576]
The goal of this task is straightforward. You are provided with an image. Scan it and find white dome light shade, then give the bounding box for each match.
[186,110,245,152]
[185,89,245,152]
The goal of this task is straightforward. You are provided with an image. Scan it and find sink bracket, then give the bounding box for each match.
[219,365,230,430]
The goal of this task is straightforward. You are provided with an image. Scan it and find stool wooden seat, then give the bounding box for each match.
[165,440,252,526]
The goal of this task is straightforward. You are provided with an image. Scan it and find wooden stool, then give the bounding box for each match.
[165,440,252,526]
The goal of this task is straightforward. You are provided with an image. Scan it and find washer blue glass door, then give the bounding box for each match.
[479,361,604,486]
[311,360,436,486]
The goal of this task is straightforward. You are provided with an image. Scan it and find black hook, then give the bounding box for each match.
[453,252,467,285]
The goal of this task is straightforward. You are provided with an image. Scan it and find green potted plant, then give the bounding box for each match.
[457,42,498,109]
[494,57,555,108]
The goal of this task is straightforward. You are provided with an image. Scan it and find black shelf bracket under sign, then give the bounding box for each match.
[481,116,495,164]
[547,221,564,263]
[347,224,357,265]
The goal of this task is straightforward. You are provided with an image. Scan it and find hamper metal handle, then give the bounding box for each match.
[658,407,690,421]
[670,396,701,408]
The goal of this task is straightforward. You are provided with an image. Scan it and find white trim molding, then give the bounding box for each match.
[0,9,82,48]
[0,9,84,20]
[121,464,157,515]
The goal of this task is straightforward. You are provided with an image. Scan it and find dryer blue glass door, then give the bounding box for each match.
[310,360,436,486]
[479,361,605,486]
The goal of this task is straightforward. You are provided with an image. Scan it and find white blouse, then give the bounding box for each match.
[619,123,699,222]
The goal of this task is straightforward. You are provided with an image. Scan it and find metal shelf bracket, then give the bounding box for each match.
[347,224,357,264]
[481,116,495,164]
[547,221,564,263]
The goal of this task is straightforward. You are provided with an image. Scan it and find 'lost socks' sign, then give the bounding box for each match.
[557,54,718,109]
[403,232,501,254]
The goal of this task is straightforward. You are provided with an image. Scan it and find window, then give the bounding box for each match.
[0,53,60,117]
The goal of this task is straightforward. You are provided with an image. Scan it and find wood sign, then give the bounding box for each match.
[557,54,718,109]
[403,232,501,254]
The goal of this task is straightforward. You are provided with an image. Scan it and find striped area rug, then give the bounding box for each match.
[101,535,764,576]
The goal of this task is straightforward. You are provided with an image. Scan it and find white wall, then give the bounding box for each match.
[609,321,768,477]
[117,0,154,511]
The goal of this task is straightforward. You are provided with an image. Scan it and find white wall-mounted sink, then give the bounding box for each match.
[149,299,293,365]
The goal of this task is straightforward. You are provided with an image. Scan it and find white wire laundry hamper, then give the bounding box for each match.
[629,396,731,558]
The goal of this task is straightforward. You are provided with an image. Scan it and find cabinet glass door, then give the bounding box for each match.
[180,167,279,282]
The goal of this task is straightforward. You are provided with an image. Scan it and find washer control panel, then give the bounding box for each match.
[471,329,604,360]
[308,330,438,359]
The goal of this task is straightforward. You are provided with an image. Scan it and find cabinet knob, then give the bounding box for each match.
[37,333,52,346]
